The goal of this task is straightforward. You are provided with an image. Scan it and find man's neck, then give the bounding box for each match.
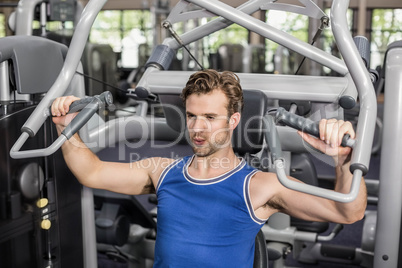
[189,150,241,179]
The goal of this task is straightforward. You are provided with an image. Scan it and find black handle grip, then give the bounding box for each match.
[50,91,113,116]
[276,107,319,137]
[69,91,113,114]
[353,36,370,68]
[275,107,354,148]
[68,98,95,114]
[263,116,283,162]
[331,224,344,236]
[61,99,99,139]
[60,92,113,139]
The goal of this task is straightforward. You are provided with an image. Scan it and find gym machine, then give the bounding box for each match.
[0,36,86,267]
[3,1,107,267]
[4,0,401,267]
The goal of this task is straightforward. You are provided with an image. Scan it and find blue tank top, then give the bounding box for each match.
[153,155,267,268]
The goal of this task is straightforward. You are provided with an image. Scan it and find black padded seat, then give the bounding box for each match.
[232,90,268,157]
[254,229,268,268]
[289,153,329,233]
[0,35,68,95]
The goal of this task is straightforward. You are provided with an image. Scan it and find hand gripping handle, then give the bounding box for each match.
[275,107,355,148]
[264,112,363,203]
[10,91,113,159]
[60,91,113,139]
[61,95,107,140]
[47,91,113,116]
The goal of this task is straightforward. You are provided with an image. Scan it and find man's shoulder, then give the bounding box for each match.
[144,155,192,171]
[250,170,276,178]
[140,157,179,169]
[249,170,278,186]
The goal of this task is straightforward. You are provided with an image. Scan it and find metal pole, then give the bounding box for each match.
[373,47,402,268]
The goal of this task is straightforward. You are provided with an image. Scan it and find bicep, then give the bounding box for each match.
[253,173,339,222]
[274,176,340,222]
[89,158,172,195]
[86,161,151,195]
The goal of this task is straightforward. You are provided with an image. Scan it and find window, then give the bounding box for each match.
[90,10,249,71]
[166,18,249,71]
[87,7,402,75]
[371,9,402,69]
[204,22,249,53]
[0,13,6,37]
[265,8,354,75]
[265,10,309,74]
[321,9,353,56]
[90,10,152,69]
[32,21,74,31]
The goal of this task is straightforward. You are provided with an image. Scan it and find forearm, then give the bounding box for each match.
[61,133,102,188]
[334,160,367,223]
[334,158,353,193]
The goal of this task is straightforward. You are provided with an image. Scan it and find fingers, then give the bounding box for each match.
[298,130,322,150]
[299,118,354,162]
[319,119,355,148]
[51,95,80,117]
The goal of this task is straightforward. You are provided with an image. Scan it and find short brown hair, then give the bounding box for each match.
[181,69,244,116]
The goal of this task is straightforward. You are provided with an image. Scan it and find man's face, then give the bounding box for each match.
[185,90,234,157]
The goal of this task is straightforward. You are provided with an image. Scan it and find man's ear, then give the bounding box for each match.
[229,112,241,130]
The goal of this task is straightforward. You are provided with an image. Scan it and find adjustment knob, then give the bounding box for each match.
[36,198,48,208]
[41,219,51,230]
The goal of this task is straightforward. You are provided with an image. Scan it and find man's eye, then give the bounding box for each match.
[207,116,215,120]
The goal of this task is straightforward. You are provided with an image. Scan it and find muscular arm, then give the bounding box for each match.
[298,119,367,222]
[251,119,367,224]
[51,96,172,195]
[331,155,367,222]
[60,133,158,195]
[272,160,366,224]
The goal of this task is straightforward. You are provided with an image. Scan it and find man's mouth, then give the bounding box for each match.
[192,136,206,146]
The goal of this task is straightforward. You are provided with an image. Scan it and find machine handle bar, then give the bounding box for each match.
[10,91,113,159]
[47,91,113,116]
[9,0,108,160]
[263,114,362,203]
[61,91,113,139]
[275,107,355,148]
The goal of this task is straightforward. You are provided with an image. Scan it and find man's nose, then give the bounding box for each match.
[190,117,210,132]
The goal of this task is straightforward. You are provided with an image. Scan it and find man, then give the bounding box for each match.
[51,69,366,267]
